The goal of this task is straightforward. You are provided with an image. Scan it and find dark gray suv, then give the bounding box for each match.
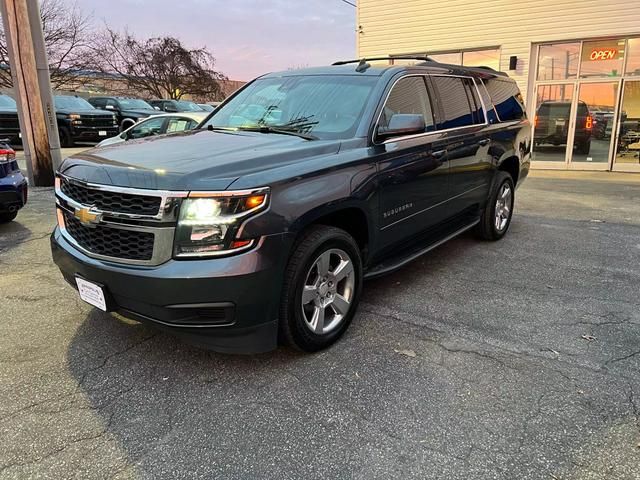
[51,58,531,354]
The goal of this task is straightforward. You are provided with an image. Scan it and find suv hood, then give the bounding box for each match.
[57,108,114,117]
[59,129,342,191]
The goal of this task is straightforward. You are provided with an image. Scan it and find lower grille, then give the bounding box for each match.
[81,116,116,127]
[63,211,154,261]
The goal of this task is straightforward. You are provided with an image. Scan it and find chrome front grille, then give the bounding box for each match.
[60,176,161,216]
[63,210,155,261]
[55,174,188,266]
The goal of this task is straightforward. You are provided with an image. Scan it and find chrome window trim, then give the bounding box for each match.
[372,73,489,146]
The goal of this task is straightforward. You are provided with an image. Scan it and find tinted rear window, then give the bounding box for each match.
[430,76,477,129]
[483,77,526,121]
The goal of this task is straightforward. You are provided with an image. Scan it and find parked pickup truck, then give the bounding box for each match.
[54,96,119,147]
[51,58,530,354]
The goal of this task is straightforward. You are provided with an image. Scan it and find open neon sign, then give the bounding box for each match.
[589,48,618,61]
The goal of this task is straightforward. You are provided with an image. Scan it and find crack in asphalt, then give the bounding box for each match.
[359,305,627,382]
[0,335,155,424]
[606,350,640,366]
[0,411,115,474]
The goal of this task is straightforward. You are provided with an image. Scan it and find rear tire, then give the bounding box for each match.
[477,171,515,241]
[576,140,591,155]
[0,211,18,223]
[279,225,363,352]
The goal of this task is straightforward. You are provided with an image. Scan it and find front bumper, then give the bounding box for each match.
[70,126,119,142]
[51,228,293,353]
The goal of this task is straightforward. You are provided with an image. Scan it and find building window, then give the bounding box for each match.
[462,49,501,71]
[537,43,580,80]
[580,39,625,78]
[429,52,462,65]
[625,38,640,75]
[392,48,501,70]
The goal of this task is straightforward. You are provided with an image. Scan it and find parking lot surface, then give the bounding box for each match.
[1,170,639,479]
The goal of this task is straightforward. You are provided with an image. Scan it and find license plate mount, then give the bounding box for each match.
[75,276,107,311]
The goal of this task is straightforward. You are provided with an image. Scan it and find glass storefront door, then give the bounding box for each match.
[571,82,618,164]
[532,37,640,171]
[532,84,575,162]
[614,80,640,170]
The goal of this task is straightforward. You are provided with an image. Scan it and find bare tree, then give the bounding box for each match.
[91,29,227,100]
[0,0,93,89]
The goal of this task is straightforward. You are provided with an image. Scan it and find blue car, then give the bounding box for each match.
[0,140,27,223]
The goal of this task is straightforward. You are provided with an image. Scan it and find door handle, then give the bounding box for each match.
[478,138,490,146]
[432,149,446,160]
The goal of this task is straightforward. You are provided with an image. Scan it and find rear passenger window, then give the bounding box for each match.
[379,77,435,132]
[477,82,500,124]
[483,77,526,121]
[430,76,477,129]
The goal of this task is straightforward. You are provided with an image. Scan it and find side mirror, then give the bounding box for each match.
[377,114,426,139]
[105,104,116,110]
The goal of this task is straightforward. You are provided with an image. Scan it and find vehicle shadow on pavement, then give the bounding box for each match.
[0,221,33,255]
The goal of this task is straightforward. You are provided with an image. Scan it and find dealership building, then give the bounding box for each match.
[356,0,640,172]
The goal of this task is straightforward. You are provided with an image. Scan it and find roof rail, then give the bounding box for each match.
[332,55,436,66]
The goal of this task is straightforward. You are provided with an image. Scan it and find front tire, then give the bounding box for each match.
[477,171,515,241]
[279,225,363,352]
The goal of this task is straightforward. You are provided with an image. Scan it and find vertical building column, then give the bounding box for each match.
[0,0,61,186]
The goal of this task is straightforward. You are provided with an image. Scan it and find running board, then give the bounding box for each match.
[364,219,480,279]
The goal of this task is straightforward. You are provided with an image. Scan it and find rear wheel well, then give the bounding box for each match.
[309,208,369,253]
[499,157,520,186]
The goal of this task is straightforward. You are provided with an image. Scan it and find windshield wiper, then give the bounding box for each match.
[234,125,317,141]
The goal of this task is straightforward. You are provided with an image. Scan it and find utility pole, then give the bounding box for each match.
[0,0,61,186]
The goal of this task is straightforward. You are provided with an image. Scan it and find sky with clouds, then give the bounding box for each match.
[82,0,357,81]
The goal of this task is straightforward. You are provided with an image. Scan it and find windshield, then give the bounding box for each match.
[204,75,377,140]
[54,96,94,111]
[0,95,16,109]
[118,98,153,110]
[177,101,204,112]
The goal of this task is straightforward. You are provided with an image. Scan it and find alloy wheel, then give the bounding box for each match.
[494,183,513,232]
[301,248,355,335]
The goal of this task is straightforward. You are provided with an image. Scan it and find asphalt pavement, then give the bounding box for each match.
[1,170,639,479]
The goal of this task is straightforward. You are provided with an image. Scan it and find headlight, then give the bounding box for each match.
[174,188,269,257]
[68,113,81,120]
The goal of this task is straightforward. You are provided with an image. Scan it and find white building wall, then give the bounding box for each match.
[357,0,640,100]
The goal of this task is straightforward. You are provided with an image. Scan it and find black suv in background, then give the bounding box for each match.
[534,100,592,154]
[54,96,119,147]
[0,95,21,145]
[51,58,530,354]
[87,97,158,131]
[148,99,205,113]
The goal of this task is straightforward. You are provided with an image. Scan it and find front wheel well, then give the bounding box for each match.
[308,208,369,254]
[499,157,520,186]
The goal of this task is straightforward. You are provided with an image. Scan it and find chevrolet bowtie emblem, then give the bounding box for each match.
[74,207,102,227]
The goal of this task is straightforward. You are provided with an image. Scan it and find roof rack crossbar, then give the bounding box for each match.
[332,55,436,66]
